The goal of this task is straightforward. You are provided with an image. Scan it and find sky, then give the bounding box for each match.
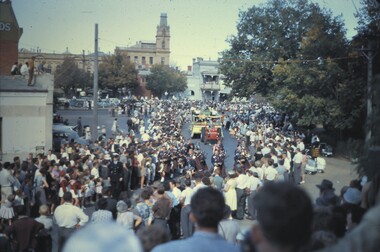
[12,0,362,70]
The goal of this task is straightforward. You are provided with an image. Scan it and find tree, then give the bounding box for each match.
[98,53,139,97]
[146,64,187,97]
[54,57,84,97]
[220,0,365,130]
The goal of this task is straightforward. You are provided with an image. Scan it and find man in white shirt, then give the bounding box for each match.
[47,149,58,163]
[180,179,194,238]
[247,170,262,220]
[292,148,303,185]
[264,159,278,182]
[297,139,305,152]
[54,192,89,249]
[235,167,250,220]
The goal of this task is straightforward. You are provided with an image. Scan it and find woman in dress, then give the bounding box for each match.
[224,171,238,214]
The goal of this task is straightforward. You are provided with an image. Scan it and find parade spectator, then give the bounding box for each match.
[91,198,113,224]
[151,185,171,237]
[0,223,12,252]
[246,170,262,220]
[27,56,36,86]
[137,225,170,252]
[63,222,143,252]
[218,205,240,244]
[35,205,53,252]
[316,180,340,207]
[152,187,240,252]
[11,61,19,76]
[235,167,249,220]
[116,199,142,231]
[212,167,224,191]
[250,182,313,252]
[6,205,44,252]
[224,171,237,216]
[180,178,194,238]
[0,162,16,203]
[54,192,89,250]
[95,188,117,219]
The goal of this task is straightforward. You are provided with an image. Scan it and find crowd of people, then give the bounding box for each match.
[0,99,379,252]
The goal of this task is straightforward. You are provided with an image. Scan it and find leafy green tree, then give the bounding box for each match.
[98,53,139,97]
[54,57,84,97]
[221,0,366,130]
[146,64,187,97]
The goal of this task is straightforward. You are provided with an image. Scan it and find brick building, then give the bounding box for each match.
[0,0,23,76]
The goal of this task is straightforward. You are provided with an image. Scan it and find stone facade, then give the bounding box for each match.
[117,13,170,69]
[18,50,104,75]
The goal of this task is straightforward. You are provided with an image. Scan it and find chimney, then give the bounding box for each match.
[187,66,192,72]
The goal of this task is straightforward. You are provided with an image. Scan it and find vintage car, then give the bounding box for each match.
[190,112,208,138]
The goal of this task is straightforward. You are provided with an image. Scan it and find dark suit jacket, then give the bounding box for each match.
[6,216,44,251]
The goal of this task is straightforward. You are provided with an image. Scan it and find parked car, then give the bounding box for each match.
[52,124,88,151]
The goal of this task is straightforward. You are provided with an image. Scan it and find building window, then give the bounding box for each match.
[142,56,146,65]
[134,56,138,64]
[161,57,165,65]
[149,57,153,65]
[126,56,131,62]
[190,90,195,96]
[162,40,165,49]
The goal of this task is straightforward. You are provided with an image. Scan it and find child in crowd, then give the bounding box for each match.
[0,194,16,225]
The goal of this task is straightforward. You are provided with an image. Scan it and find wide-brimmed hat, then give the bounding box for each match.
[343,187,362,205]
[316,179,334,191]
[104,154,111,160]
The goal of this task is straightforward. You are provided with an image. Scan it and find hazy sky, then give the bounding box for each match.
[12,0,362,70]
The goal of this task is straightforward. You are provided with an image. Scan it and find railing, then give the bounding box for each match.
[201,82,220,91]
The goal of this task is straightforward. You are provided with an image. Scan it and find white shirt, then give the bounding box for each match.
[91,167,99,179]
[293,152,303,163]
[248,176,262,191]
[264,166,278,181]
[236,174,250,189]
[180,187,193,206]
[297,142,305,151]
[283,158,291,171]
[54,202,89,228]
[141,133,150,142]
[47,154,58,162]
[171,187,181,202]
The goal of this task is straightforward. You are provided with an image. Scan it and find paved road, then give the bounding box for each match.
[56,108,358,233]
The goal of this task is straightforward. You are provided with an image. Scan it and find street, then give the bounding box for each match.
[57,108,358,202]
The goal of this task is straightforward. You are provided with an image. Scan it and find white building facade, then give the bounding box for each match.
[0,74,54,162]
[184,57,230,101]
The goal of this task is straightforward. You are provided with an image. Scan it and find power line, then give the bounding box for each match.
[220,55,363,64]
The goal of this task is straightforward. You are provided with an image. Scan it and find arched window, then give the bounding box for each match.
[162,40,166,49]
[190,90,195,96]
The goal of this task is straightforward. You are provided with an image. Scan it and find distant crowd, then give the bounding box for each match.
[0,99,379,252]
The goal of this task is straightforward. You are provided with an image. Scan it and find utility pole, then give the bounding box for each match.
[360,40,378,147]
[92,24,99,142]
[82,50,86,90]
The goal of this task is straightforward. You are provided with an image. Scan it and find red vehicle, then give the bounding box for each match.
[200,125,223,144]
